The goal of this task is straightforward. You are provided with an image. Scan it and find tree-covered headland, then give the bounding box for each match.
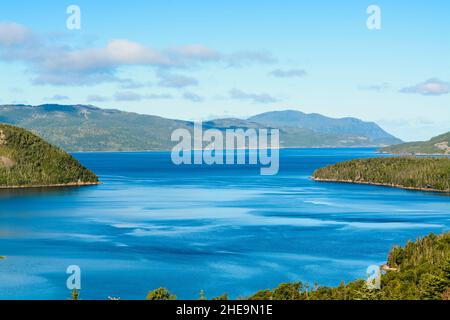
[0,123,99,188]
[312,157,450,193]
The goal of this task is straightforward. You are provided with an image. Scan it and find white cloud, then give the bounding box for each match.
[86,95,109,103]
[168,44,220,63]
[358,83,389,92]
[225,51,276,67]
[229,88,279,104]
[114,91,173,101]
[46,94,69,101]
[183,92,204,103]
[0,22,32,46]
[400,78,450,96]
[0,22,276,86]
[157,71,198,88]
[118,79,152,89]
[115,91,142,101]
[145,93,174,100]
[269,69,307,78]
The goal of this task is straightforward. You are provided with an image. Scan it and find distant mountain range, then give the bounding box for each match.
[380,132,450,155]
[248,110,401,146]
[0,105,402,152]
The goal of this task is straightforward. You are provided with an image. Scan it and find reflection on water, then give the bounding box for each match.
[0,148,449,300]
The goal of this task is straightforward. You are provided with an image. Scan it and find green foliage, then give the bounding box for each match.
[249,283,306,301]
[272,282,304,300]
[442,258,450,279]
[0,123,98,187]
[248,289,273,300]
[419,274,448,300]
[313,157,450,192]
[146,288,176,300]
[145,288,229,301]
[211,294,229,300]
[71,289,79,301]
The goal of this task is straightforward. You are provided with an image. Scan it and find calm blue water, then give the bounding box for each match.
[0,148,449,300]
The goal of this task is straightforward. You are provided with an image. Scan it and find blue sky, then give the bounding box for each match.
[0,0,449,141]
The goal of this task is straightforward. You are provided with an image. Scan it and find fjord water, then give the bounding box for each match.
[0,149,449,300]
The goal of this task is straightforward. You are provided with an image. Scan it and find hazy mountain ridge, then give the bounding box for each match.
[0,104,403,152]
[249,110,402,146]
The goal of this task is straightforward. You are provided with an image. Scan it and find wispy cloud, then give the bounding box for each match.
[9,87,24,93]
[377,117,450,141]
[145,93,174,100]
[115,91,143,102]
[226,51,276,67]
[400,78,450,96]
[157,71,198,88]
[269,68,307,78]
[229,88,279,104]
[358,83,389,92]
[0,22,276,86]
[183,92,204,103]
[45,94,69,101]
[86,95,109,103]
[118,79,152,89]
[114,91,173,101]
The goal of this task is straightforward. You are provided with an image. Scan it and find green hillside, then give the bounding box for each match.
[380,132,450,155]
[312,157,450,192]
[0,104,192,152]
[0,123,99,188]
[0,104,403,152]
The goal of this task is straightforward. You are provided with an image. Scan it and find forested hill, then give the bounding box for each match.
[312,157,450,193]
[380,132,450,155]
[0,123,99,188]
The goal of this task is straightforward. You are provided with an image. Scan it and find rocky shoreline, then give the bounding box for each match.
[312,177,450,194]
[0,181,101,190]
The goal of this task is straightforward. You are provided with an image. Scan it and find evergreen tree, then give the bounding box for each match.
[71,289,79,301]
[146,288,176,300]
